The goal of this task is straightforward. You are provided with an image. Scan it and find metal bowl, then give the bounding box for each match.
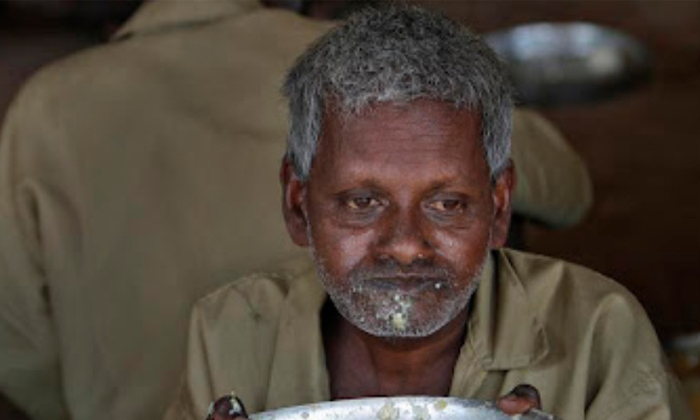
[485,22,651,106]
[250,397,558,420]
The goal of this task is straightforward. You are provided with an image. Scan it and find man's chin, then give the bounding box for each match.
[331,290,468,339]
[310,241,488,341]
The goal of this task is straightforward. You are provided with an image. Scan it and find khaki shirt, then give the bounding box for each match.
[0,1,591,420]
[166,250,691,420]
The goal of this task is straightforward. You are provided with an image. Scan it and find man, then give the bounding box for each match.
[0,1,592,420]
[163,6,690,420]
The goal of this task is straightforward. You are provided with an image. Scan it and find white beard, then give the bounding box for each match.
[308,227,487,338]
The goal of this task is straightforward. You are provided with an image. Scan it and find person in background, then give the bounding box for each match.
[0,1,591,420]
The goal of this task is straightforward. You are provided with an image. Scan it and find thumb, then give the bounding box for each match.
[496,384,542,415]
[206,393,249,420]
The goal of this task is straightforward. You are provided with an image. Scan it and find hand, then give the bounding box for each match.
[496,384,542,416]
[205,393,249,420]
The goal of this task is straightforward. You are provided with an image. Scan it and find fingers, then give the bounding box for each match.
[496,384,542,415]
[206,393,249,420]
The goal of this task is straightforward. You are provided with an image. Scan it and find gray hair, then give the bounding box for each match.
[283,5,513,180]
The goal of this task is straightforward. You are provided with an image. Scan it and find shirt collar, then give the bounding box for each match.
[264,248,550,407]
[467,249,550,370]
[264,255,330,409]
[113,0,262,41]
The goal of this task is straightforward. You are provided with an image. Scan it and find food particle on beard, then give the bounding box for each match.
[391,312,407,331]
[312,240,485,338]
[388,293,412,331]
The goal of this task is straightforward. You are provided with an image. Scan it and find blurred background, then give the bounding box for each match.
[0,0,699,409]
[3,0,697,337]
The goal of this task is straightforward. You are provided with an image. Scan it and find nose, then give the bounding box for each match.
[375,209,434,265]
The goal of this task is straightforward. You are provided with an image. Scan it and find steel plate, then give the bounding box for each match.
[250,397,557,420]
[485,22,651,106]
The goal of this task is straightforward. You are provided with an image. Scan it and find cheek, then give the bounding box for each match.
[311,221,376,275]
[433,226,491,268]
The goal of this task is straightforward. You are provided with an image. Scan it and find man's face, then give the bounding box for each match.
[283,99,512,338]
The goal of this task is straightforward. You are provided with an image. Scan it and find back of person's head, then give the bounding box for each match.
[283,5,513,181]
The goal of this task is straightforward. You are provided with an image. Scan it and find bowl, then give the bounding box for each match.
[250,397,558,420]
[484,22,651,106]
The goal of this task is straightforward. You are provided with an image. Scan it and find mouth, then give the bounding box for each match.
[354,276,448,293]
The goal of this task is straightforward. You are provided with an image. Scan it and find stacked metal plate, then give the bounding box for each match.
[485,23,651,106]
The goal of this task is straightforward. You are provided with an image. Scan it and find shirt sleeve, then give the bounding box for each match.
[582,290,694,420]
[0,85,70,420]
[510,109,594,228]
[162,274,298,420]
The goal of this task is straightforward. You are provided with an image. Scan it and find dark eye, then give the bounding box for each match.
[346,196,381,210]
[427,198,465,213]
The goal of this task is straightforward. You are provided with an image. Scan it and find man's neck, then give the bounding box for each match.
[322,301,469,399]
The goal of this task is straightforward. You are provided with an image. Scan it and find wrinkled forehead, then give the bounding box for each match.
[311,99,490,183]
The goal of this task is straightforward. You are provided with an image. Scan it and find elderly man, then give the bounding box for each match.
[0,2,589,420]
[164,6,690,420]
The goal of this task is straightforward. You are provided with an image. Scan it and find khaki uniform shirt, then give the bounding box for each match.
[0,1,591,420]
[165,250,692,420]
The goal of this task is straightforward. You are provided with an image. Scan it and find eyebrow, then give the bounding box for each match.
[334,177,471,196]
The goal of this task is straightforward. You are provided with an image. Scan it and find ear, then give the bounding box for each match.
[489,160,515,249]
[280,158,311,247]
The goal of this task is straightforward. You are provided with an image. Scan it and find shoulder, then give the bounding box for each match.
[191,256,320,331]
[495,250,692,419]
[1,38,156,149]
[9,36,140,107]
[180,256,323,413]
[496,248,660,359]
[10,9,332,112]
[510,108,593,228]
[193,271,291,326]
[498,248,642,313]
